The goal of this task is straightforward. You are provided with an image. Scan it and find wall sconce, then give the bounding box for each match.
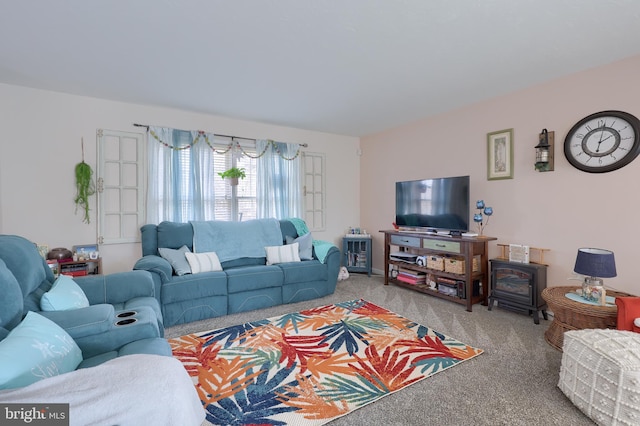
[535,128,554,172]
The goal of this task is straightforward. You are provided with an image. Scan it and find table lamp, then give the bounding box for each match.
[573,248,616,304]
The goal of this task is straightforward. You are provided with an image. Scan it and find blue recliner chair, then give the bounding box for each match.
[0,235,171,369]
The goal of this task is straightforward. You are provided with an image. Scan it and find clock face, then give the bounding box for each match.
[564,110,640,173]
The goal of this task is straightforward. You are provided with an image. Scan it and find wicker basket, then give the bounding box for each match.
[426,255,445,271]
[444,256,480,274]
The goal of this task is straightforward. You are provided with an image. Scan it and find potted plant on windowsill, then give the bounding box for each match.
[218,167,246,186]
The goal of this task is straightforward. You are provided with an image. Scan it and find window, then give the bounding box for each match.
[212,138,257,222]
[98,127,326,236]
[144,127,312,224]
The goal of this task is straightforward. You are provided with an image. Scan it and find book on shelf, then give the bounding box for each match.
[397,272,426,285]
[398,273,426,282]
[436,276,458,286]
[396,275,424,285]
[398,268,425,278]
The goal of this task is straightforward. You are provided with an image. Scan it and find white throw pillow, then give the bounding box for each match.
[265,243,301,265]
[185,252,222,274]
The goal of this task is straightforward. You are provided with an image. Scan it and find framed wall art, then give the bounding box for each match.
[487,128,514,180]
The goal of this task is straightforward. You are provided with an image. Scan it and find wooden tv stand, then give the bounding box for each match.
[381,230,496,312]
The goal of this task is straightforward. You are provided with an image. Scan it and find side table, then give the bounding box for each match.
[342,236,372,276]
[541,286,628,351]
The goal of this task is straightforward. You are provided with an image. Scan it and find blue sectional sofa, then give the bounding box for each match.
[0,234,171,390]
[0,235,205,424]
[134,219,340,326]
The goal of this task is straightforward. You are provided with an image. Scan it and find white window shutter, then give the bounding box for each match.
[302,152,325,231]
[96,129,145,244]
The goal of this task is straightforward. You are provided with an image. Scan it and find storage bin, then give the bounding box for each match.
[444,256,480,274]
[426,255,445,271]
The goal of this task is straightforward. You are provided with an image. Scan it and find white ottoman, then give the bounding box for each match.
[559,329,640,425]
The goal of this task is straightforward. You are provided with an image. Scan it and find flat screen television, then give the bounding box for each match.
[395,175,470,233]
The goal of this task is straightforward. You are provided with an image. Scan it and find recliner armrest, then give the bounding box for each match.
[38,304,114,339]
[134,255,173,283]
[75,270,156,305]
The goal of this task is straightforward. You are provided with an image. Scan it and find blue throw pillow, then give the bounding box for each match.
[40,274,90,311]
[0,311,83,389]
[286,232,313,260]
[158,245,192,276]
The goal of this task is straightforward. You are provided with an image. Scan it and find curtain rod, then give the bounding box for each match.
[133,123,308,147]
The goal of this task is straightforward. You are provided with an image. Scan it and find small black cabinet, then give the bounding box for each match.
[342,236,372,276]
[488,259,548,324]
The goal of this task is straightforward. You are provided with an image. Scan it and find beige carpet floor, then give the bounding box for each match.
[166,274,594,426]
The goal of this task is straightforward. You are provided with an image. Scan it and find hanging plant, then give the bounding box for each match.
[74,138,96,224]
[218,167,246,186]
[217,167,246,180]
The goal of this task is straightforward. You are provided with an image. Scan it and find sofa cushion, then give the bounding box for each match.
[185,252,222,274]
[0,311,83,389]
[161,272,228,304]
[226,265,283,293]
[158,245,192,276]
[221,257,266,269]
[157,221,194,252]
[265,243,301,265]
[285,232,313,260]
[40,274,90,311]
[277,260,328,284]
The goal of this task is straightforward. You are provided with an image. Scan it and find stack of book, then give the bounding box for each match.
[396,268,426,285]
[59,263,88,277]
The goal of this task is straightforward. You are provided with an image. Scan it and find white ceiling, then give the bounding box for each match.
[2,0,640,137]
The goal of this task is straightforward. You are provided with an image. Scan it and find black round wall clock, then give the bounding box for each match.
[564,110,640,173]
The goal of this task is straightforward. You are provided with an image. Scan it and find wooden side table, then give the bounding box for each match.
[541,286,628,351]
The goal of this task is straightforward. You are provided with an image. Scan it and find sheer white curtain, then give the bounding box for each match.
[146,127,216,224]
[256,140,302,219]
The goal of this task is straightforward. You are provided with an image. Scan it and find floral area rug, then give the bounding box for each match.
[169,299,483,425]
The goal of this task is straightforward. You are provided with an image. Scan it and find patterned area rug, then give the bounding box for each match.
[169,299,483,425]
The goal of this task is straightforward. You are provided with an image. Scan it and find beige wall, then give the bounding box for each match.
[0,84,360,273]
[361,54,640,295]
[3,55,640,293]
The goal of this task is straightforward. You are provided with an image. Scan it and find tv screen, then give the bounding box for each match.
[395,175,470,233]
